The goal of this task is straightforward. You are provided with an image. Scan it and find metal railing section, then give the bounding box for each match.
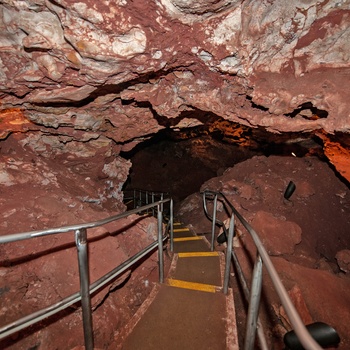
[124,189,175,252]
[0,197,173,350]
[123,189,170,215]
[201,190,323,350]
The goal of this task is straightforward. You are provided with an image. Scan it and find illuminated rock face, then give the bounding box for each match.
[1,1,350,135]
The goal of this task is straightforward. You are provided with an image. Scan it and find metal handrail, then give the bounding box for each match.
[123,189,170,213]
[0,196,173,350]
[202,190,323,350]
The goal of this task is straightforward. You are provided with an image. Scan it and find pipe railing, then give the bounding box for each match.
[0,196,173,349]
[202,190,324,350]
[123,189,170,216]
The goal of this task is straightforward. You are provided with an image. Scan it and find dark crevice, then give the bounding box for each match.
[246,95,269,112]
[285,102,328,119]
[29,68,173,108]
[153,107,222,128]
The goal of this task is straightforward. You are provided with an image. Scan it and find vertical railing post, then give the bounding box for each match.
[210,194,218,251]
[170,198,174,252]
[244,254,263,350]
[133,189,136,209]
[223,213,235,294]
[75,228,94,350]
[157,204,164,283]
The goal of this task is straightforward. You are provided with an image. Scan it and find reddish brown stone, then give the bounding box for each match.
[336,250,350,273]
[251,211,302,256]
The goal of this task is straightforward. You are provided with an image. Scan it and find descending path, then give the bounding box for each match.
[114,222,238,349]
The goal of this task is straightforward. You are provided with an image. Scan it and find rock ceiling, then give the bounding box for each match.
[0,0,350,181]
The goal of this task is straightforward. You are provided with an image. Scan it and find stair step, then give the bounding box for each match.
[167,278,218,293]
[178,251,219,258]
[173,228,191,232]
[173,236,202,242]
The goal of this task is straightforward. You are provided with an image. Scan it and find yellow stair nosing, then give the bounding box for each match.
[167,278,218,293]
[173,228,191,232]
[173,236,202,242]
[178,251,219,258]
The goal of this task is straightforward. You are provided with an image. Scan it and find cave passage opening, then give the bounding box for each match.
[121,121,325,202]
[120,121,350,277]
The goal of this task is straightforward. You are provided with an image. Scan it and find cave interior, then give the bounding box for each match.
[1,1,350,349]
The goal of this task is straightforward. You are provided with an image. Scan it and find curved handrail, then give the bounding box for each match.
[0,199,169,244]
[202,190,323,350]
[0,196,173,350]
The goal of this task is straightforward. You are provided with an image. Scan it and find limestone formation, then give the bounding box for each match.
[0,1,349,182]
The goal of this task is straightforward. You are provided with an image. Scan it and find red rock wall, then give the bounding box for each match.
[1,1,349,160]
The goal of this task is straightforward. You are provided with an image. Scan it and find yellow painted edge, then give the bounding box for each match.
[173,236,202,242]
[167,279,217,293]
[173,228,190,232]
[178,251,219,258]
[173,222,182,226]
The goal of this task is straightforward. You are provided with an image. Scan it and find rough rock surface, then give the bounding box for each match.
[0,134,170,349]
[251,210,302,256]
[177,155,350,349]
[0,0,350,179]
[336,249,350,273]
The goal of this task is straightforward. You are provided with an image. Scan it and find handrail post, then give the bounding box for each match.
[223,213,235,294]
[157,204,164,283]
[244,254,263,350]
[75,228,94,350]
[210,194,218,252]
[170,198,174,252]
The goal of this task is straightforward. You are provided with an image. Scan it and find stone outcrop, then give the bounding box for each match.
[336,249,350,273]
[251,210,302,256]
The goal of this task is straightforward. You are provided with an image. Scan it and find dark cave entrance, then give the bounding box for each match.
[121,131,260,202]
[121,123,325,202]
[120,123,350,276]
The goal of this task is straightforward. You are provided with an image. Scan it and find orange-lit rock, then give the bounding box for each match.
[0,109,35,139]
[323,140,350,183]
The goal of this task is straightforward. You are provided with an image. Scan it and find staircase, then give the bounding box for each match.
[1,189,340,349]
[114,222,239,349]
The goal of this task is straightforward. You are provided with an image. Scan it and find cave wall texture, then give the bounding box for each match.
[1,0,350,187]
[1,1,350,349]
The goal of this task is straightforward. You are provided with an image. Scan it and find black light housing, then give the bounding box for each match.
[284,322,340,350]
[284,181,296,200]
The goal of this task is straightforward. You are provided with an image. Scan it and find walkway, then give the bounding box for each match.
[115,222,238,349]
